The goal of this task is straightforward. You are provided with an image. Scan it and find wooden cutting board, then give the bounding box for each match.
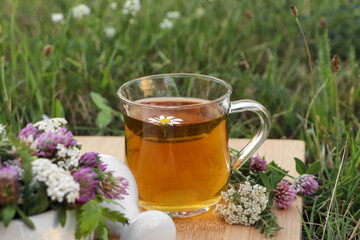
[76,136,305,240]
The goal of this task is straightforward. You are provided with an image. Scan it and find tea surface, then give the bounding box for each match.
[124,97,230,212]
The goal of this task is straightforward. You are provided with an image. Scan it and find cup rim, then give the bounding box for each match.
[117,73,233,109]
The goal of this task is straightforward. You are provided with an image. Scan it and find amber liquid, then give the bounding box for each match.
[124,97,230,212]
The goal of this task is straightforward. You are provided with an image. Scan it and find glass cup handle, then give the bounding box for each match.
[229,99,271,170]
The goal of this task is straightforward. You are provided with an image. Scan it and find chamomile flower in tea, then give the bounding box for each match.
[148,116,183,126]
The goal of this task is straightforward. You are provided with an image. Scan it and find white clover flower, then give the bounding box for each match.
[32,158,80,203]
[71,4,91,19]
[104,27,116,38]
[148,116,182,126]
[51,13,64,23]
[166,11,181,19]
[34,118,67,132]
[159,18,173,30]
[110,2,118,10]
[122,0,141,16]
[215,181,268,226]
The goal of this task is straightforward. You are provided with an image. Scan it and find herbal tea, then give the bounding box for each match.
[124,97,230,212]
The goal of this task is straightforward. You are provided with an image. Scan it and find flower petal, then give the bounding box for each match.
[172,118,183,122]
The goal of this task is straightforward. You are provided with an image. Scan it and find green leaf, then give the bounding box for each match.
[16,206,35,229]
[95,222,109,240]
[26,184,49,215]
[268,190,275,207]
[90,91,113,112]
[259,172,273,190]
[2,204,16,227]
[101,48,118,89]
[294,158,307,175]
[100,206,128,225]
[259,208,282,238]
[55,99,65,118]
[306,161,321,175]
[58,206,67,227]
[75,200,102,239]
[270,170,281,188]
[95,154,102,169]
[96,110,113,129]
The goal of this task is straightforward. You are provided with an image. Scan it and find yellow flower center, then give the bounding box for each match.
[159,119,171,124]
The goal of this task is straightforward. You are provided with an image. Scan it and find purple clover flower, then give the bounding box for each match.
[36,127,77,157]
[250,154,268,172]
[18,123,40,141]
[273,180,297,210]
[98,172,129,200]
[295,174,319,196]
[0,166,20,204]
[79,152,107,171]
[72,167,99,205]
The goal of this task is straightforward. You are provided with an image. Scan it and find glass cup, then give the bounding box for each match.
[117,73,270,218]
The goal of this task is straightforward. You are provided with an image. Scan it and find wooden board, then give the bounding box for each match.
[76,136,305,240]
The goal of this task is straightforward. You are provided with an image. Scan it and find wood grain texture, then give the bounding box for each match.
[76,137,305,240]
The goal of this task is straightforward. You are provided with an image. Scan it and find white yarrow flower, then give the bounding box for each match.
[34,118,67,132]
[148,116,182,126]
[32,158,80,203]
[122,0,141,16]
[51,13,64,23]
[160,18,173,30]
[55,144,80,169]
[71,4,91,19]
[104,27,116,38]
[110,2,118,10]
[215,181,268,226]
[166,11,181,19]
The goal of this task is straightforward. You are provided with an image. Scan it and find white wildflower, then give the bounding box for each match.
[34,118,67,132]
[104,27,116,38]
[0,124,6,141]
[122,0,141,16]
[166,11,181,19]
[42,114,50,120]
[32,158,79,203]
[110,2,118,10]
[195,8,205,17]
[160,18,173,30]
[215,181,268,226]
[51,13,64,23]
[148,115,182,126]
[71,4,91,19]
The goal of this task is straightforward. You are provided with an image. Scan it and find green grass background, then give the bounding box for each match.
[0,0,359,239]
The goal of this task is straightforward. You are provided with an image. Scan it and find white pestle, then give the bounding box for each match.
[99,154,176,240]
